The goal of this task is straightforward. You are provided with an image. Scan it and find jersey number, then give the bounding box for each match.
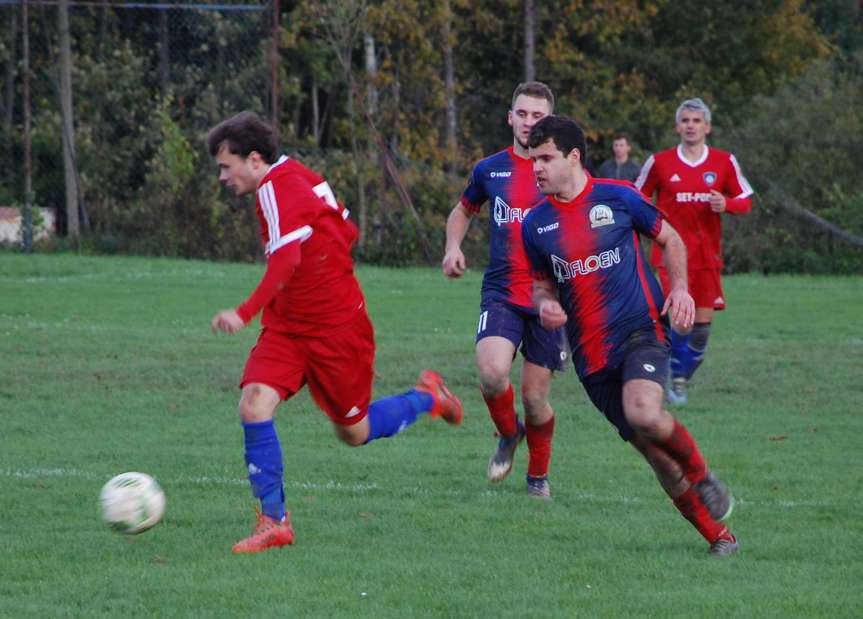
[477,311,488,334]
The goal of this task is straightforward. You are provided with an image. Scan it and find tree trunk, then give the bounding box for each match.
[364,32,384,247]
[270,0,280,132]
[346,74,367,248]
[523,0,535,82]
[22,0,33,253]
[311,77,320,145]
[442,1,457,182]
[58,0,79,238]
[3,7,16,149]
[158,9,170,99]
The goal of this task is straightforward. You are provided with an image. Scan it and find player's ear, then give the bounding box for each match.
[248,150,264,167]
[507,110,514,127]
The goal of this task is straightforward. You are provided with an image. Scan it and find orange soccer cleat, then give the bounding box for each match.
[232,508,295,554]
[416,370,464,426]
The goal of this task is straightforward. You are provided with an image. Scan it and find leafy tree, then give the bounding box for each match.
[723,53,863,273]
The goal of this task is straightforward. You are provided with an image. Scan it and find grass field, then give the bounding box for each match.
[1,254,862,618]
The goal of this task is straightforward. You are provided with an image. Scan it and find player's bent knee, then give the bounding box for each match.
[521,388,551,420]
[238,384,279,423]
[333,421,368,447]
[625,404,663,435]
[478,371,510,397]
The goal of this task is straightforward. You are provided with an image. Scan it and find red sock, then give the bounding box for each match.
[483,385,518,437]
[673,487,731,543]
[657,419,707,484]
[526,416,555,478]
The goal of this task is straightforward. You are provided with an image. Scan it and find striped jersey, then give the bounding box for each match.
[253,155,364,336]
[635,145,753,269]
[522,176,667,379]
[461,146,544,309]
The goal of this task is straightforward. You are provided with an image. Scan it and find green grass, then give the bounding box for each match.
[1,254,861,618]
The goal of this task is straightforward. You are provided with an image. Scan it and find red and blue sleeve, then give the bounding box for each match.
[460,165,487,214]
[624,187,663,239]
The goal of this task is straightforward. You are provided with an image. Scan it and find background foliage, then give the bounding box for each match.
[0,0,861,271]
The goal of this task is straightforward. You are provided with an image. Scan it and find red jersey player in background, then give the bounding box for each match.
[207,112,463,554]
[635,98,753,406]
[442,82,567,498]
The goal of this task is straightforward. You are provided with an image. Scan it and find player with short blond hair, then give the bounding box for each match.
[442,82,566,498]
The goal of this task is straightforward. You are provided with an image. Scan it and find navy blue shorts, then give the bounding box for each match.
[581,329,669,441]
[475,299,568,371]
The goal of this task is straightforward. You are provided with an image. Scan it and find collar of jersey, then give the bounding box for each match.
[676,144,709,167]
[549,172,594,208]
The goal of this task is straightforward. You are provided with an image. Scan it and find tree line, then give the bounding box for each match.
[1,0,861,273]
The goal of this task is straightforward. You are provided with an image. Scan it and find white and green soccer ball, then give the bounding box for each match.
[99,472,166,535]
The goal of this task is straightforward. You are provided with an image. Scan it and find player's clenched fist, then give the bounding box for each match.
[442,248,467,278]
[211,309,245,334]
[538,299,567,330]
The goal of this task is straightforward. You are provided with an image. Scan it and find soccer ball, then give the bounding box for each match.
[99,472,166,534]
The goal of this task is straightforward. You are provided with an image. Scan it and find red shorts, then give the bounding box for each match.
[241,310,376,426]
[656,267,726,310]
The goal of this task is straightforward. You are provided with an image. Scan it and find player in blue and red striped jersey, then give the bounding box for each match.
[635,98,754,405]
[207,112,463,554]
[522,115,738,555]
[443,82,567,498]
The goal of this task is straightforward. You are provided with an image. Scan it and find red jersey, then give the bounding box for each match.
[239,155,365,336]
[635,145,753,269]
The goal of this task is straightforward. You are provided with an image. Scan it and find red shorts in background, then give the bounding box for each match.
[241,309,376,426]
[656,267,726,310]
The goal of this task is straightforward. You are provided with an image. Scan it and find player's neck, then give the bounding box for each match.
[512,140,530,159]
[554,167,588,202]
[680,142,706,163]
[614,155,628,164]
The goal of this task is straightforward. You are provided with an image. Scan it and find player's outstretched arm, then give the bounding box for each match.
[533,278,567,329]
[212,243,300,335]
[653,220,694,330]
[442,202,472,278]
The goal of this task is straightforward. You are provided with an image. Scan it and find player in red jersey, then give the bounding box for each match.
[207,112,463,554]
[525,115,738,555]
[442,82,566,498]
[635,98,753,406]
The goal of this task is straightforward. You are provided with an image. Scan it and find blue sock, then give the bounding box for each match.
[686,323,711,380]
[670,330,693,379]
[365,389,434,443]
[242,419,285,521]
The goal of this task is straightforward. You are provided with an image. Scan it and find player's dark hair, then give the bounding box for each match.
[528,115,587,165]
[612,132,630,143]
[207,111,279,164]
[511,81,555,112]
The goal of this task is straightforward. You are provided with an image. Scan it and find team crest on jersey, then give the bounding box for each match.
[703,171,717,186]
[589,204,614,228]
